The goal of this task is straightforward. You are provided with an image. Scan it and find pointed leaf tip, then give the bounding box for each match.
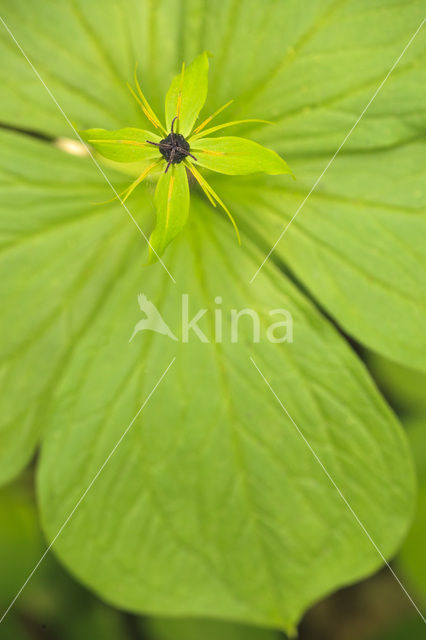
[165,52,209,137]
[149,164,190,262]
[191,136,292,176]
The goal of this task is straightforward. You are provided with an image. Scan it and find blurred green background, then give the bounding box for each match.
[0,347,424,639]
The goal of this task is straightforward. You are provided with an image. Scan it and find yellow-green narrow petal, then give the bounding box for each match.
[127,77,167,136]
[192,99,234,135]
[186,161,241,244]
[189,119,271,142]
[122,160,163,203]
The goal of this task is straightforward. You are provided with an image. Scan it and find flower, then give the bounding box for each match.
[81,52,292,261]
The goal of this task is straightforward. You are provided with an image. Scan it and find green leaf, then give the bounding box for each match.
[0,129,138,485]
[165,52,209,137]
[80,128,161,163]
[0,0,423,631]
[191,137,292,175]
[150,164,190,261]
[0,1,187,137]
[0,114,417,636]
[33,196,414,631]
[221,137,426,371]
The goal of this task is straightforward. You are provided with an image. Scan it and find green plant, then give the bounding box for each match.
[0,0,424,635]
[81,51,291,260]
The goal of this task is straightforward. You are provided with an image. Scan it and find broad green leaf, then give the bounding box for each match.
[191,137,292,175]
[0,0,423,157]
[0,0,186,136]
[33,195,415,631]
[0,0,423,630]
[220,137,426,371]
[0,129,141,485]
[205,2,425,159]
[0,1,424,365]
[0,127,417,629]
[150,164,190,260]
[143,616,281,640]
[80,128,161,163]
[165,52,209,137]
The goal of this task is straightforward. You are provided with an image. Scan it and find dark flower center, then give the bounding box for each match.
[158,133,190,164]
[146,116,197,173]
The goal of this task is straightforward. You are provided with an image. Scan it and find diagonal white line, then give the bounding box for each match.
[0,15,176,284]
[250,356,426,623]
[250,17,425,283]
[0,357,176,625]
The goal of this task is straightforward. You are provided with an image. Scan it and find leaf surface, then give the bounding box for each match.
[220,138,426,370]
[165,52,209,136]
[34,197,415,630]
[191,137,292,176]
[150,164,190,260]
[0,129,139,484]
[0,0,423,629]
[81,127,161,163]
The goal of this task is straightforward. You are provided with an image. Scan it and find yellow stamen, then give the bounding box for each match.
[122,160,162,203]
[127,66,167,135]
[127,83,163,132]
[186,162,240,244]
[92,160,161,205]
[91,189,127,206]
[134,68,162,125]
[192,99,234,135]
[185,161,216,208]
[190,119,272,141]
